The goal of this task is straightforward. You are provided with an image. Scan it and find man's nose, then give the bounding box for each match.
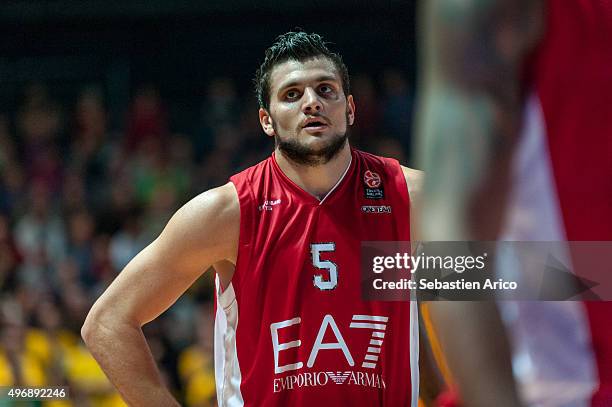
[302,87,322,113]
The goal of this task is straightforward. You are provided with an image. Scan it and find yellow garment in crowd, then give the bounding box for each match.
[0,328,126,407]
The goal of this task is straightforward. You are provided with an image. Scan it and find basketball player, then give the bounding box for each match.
[82,31,426,406]
[417,0,612,406]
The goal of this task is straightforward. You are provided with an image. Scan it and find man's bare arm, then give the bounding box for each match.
[81,183,239,406]
[415,0,542,406]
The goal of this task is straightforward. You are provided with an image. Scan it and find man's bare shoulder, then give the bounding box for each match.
[179,182,239,221]
[83,182,240,333]
[401,166,424,203]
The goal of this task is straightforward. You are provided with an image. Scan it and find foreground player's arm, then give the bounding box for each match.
[82,183,239,406]
[402,167,446,406]
[415,0,542,406]
[417,0,542,239]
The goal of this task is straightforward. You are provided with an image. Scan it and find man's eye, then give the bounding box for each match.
[319,85,332,93]
[286,90,300,99]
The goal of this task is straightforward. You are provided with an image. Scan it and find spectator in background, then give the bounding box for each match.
[61,171,88,215]
[234,104,272,170]
[0,116,27,215]
[0,115,18,177]
[205,77,239,127]
[350,73,382,149]
[169,135,199,196]
[16,83,64,194]
[96,177,138,236]
[28,299,70,387]
[197,123,241,189]
[0,162,26,218]
[109,207,147,272]
[70,87,113,206]
[131,136,191,209]
[0,213,21,292]
[193,77,239,162]
[0,299,46,387]
[178,303,216,407]
[14,181,66,289]
[91,234,116,292]
[381,69,414,151]
[125,85,168,154]
[65,208,96,288]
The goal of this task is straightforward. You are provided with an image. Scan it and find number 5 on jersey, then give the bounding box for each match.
[311,242,337,290]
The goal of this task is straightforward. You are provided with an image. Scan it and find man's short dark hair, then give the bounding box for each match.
[254,31,350,110]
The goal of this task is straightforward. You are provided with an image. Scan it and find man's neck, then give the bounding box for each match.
[274,143,352,200]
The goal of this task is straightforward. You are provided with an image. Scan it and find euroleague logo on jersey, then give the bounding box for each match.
[363,170,384,200]
[364,170,381,188]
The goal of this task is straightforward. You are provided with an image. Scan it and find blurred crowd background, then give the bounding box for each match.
[0,1,416,406]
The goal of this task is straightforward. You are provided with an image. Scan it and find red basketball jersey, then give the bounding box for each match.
[214,149,418,406]
[534,2,612,405]
[502,1,612,406]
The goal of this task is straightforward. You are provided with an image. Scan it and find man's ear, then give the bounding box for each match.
[346,95,356,126]
[259,108,276,137]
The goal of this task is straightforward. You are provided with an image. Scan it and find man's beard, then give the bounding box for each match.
[275,132,348,167]
[273,117,349,167]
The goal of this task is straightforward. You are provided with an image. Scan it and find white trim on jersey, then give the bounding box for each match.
[498,94,597,407]
[319,154,352,204]
[214,276,245,407]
